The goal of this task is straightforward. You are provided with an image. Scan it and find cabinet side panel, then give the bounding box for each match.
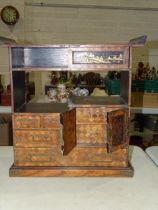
[120,71,131,105]
[12,71,25,111]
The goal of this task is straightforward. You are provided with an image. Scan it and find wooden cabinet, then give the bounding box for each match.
[9,37,146,177]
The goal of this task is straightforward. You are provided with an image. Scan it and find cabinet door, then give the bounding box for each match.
[107,109,128,153]
[62,108,76,155]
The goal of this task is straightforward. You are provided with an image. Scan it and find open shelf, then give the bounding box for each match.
[15,103,69,113]
[14,95,128,113]
[69,95,127,107]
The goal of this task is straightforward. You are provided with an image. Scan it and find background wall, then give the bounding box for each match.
[1,0,158,92]
[0,0,24,87]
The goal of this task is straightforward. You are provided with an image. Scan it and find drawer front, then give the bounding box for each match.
[76,124,106,144]
[76,107,106,123]
[14,115,41,129]
[14,147,61,166]
[55,147,113,167]
[14,129,60,147]
[14,147,126,167]
[41,114,60,128]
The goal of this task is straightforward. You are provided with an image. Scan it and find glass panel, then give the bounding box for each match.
[24,48,68,67]
[12,47,69,68]
[12,47,24,68]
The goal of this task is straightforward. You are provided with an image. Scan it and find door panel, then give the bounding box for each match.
[62,108,76,155]
[107,109,128,153]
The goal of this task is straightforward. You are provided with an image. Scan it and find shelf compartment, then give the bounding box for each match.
[69,95,128,107]
[14,103,69,113]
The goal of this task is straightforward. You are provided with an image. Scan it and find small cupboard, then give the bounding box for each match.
[9,36,146,176]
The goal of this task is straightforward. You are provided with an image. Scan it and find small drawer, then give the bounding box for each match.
[14,147,61,166]
[76,107,106,124]
[41,114,60,128]
[14,129,60,147]
[76,124,106,144]
[14,114,40,129]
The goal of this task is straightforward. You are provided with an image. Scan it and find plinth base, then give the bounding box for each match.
[9,163,134,177]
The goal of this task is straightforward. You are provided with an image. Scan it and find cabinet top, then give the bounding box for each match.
[10,45,131,71]
[9,44,133,48]
[9,36,146,71]
[9,35,147,48]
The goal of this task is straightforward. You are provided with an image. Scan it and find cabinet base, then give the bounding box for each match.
[9,163,134,177]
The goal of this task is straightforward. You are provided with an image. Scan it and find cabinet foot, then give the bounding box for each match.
[9,163,134,177]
